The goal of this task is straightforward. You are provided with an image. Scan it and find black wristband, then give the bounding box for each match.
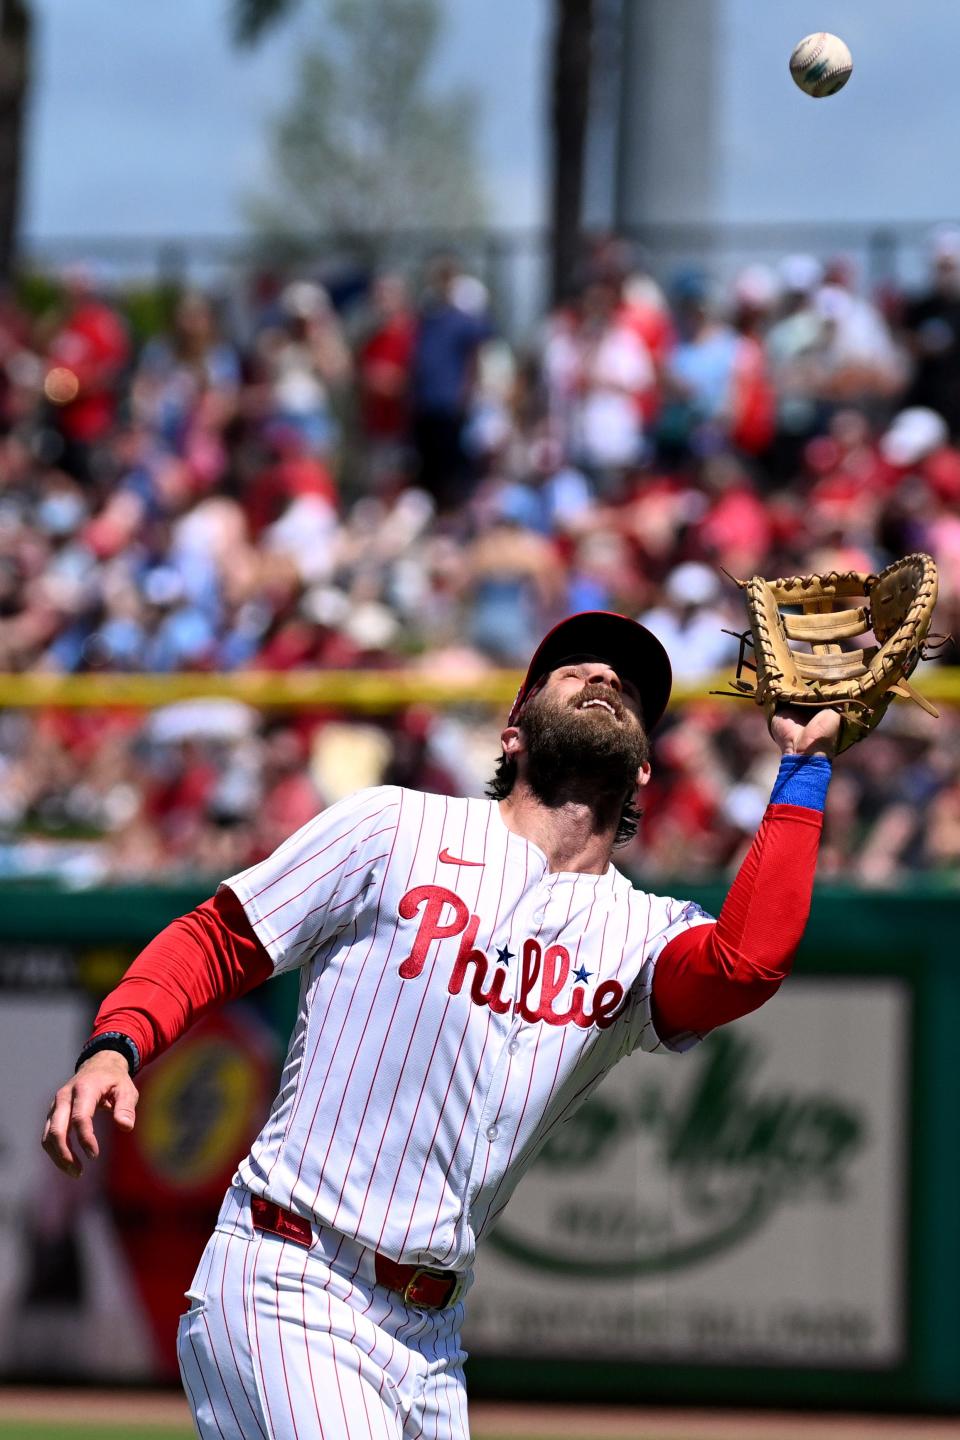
[75,1032,141,1076]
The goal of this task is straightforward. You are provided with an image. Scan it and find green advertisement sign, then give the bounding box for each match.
[467,979,907,1368]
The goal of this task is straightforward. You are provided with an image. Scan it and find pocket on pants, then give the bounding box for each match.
[177,1302,222,1440]
[182,1288,207,1317]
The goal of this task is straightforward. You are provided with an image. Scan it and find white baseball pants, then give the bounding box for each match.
[178,1187,471,1440]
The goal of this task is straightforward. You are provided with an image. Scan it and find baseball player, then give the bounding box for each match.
[42,611,838,1440]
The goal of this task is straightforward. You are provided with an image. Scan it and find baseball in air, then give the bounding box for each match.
[789,32,853,97]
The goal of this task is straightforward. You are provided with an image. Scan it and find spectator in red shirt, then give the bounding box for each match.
[43,265,130,481]
[358,273,416,452]
[356,273,417,498]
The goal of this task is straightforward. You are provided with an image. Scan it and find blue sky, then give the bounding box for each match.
[21,0,960,239]
[720,0,960,222]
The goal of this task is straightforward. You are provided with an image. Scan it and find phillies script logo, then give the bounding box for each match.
[397,884,626,1029]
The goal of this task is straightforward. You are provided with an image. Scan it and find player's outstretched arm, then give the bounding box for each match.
[42,1050,140,1179]
[651,706,840,1042]
[40,888,271,1177]
[40,787,401,1178]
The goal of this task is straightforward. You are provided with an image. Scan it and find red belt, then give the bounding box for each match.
[250,1196,463,1311]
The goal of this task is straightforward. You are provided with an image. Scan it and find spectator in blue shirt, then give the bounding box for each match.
[410,255,493,512]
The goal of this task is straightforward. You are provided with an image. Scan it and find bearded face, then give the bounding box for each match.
[518,679,650,806]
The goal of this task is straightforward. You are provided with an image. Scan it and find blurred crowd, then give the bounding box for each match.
[1,230,960,886]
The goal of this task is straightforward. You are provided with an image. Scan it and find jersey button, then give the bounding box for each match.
[507,1039,520,1055]
[486,1124,499,1142]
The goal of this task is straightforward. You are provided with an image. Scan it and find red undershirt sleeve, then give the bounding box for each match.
[90,885,273,1069]
[650,801,824,1042]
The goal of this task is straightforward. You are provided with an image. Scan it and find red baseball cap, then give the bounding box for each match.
[508,611,673,731]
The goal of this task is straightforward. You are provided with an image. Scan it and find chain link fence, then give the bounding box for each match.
[17,218,952,341]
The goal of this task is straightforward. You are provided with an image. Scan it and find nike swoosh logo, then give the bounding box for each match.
[439,848,485,867]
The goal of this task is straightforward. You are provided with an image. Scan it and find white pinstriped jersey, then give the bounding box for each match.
[223,786,713,1271]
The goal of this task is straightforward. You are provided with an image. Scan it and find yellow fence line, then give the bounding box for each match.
[0,668,958,710]
[0,670,518,710]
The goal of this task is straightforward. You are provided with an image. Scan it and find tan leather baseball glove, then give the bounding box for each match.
[720,553,941,753]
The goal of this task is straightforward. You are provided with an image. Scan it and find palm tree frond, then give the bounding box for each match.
[230,0,302,48]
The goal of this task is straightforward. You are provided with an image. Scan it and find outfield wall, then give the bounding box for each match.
[0,882,957,1409]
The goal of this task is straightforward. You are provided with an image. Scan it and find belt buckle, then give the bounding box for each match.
[403,1266,464,1310]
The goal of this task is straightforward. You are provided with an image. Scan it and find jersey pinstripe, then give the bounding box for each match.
[223,785,713,1270]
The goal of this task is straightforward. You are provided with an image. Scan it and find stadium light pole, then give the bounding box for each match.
[0,0,31,281]
[549,0,594,304]
[612,0,635,238]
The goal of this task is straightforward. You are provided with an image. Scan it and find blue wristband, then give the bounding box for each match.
[769,753,832,812]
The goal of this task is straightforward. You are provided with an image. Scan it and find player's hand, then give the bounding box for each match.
[41,1052,140,1178]
[769,705,842,758]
